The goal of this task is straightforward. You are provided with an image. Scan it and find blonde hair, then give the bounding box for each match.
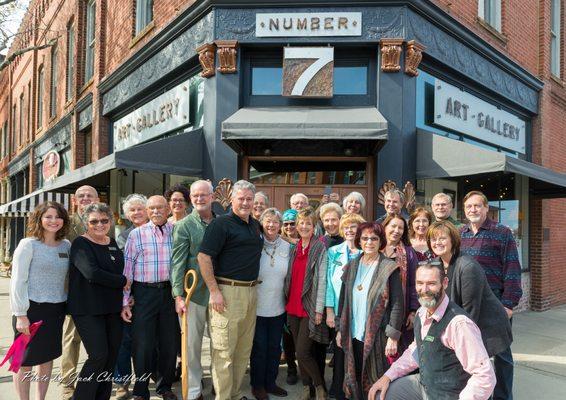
[339,213,366,237]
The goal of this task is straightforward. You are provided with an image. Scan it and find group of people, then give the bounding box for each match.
[8,180,522,400]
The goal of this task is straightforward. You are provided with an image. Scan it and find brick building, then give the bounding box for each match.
[0,0,565,311]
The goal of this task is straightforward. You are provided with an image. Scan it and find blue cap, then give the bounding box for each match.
[282,209,298,222]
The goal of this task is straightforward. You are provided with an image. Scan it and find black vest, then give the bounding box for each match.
[414,300,472,400]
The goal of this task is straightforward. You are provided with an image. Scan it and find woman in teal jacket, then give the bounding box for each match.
[326,213,366,400]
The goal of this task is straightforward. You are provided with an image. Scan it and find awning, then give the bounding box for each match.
[0,130,203,216]
[222,107,388,156]
[416,130,566,197]
[0,191,72,217]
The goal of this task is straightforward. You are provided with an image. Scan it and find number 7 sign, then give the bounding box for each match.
[282,47,334,98]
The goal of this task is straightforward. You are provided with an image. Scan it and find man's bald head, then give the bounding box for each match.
[147,195,170,225]
[74,185,99,214]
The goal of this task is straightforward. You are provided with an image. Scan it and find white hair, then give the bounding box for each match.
[122,194,148,215]
[190,180,214,194]
[342,191,366,210]
[432,192,453,205]
[255,191,269,205]
[385,188,405,204]
[259,207,282,225]
[290,193,308,205]
[231,180,256,199]
[319,202,344,219]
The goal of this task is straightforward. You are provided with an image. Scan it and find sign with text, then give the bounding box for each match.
[434,79,526,154]
[113,80,190,151]
[283,47,334,98]
[256,12,362,37]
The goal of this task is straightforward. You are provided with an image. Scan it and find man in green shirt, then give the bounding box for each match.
[171,180,215,400]
[431,192,463,228]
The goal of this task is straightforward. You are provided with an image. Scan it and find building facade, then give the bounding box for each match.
[0,0,565,311]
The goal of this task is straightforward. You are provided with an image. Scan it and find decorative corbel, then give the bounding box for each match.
[380,38,404,72]
[215,40,238,74]
[404,40,426,77]
[214,178,233,210]
[196,43,217,78]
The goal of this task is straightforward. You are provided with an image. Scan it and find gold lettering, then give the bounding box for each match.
[311,17,320,30]
[283,18,292,30]
[269,18,279,31]
[324,17,334,29]
[166,103,173,119]
[297,18,307,30]
[160,105,167,122]
[136,117,143,132]
[338,17,348,29]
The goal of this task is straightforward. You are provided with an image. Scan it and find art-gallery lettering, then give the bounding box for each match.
[444,96,521,141]
[115,98,180,141]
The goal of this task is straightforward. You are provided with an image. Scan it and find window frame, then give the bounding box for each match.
[84,0,96,83]
[135,0,153,35]
[551,0,562,77]
[37,65,44,128]
[19,93,24,147]
[66,20,75,101]
[478,0,502,32]
[50,44,58,118]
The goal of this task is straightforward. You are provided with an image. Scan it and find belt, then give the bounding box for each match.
[216,278,261,287]
[134,281,171,289]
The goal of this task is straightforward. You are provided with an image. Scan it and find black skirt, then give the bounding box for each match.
[12,301,66,366]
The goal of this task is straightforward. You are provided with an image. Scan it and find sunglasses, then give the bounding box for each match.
[360,236,379,242]
[88,218,110,226]
[283,222,296,226]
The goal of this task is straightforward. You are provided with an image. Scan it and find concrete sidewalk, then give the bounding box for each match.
[1,274,564,399]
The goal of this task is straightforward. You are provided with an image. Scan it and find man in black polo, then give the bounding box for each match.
[197,180,263,400]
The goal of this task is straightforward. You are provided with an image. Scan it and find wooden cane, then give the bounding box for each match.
[181,269,198,400]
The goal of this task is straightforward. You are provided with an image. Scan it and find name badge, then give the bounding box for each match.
[58,253,69,259]
[109,247,118,251]
[424,335,435,342]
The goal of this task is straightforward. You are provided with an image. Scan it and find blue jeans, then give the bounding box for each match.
[250,313,286,390]
[113,322,132,385]
[493,345,514,400]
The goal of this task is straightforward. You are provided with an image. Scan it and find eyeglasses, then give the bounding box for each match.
[170,199,186,203]
[88,218,110,226]
[417,260,443,266]
[283,222,296,227]
[360,236,379,242]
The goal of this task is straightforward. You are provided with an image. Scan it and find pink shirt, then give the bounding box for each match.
[384,295,496,400]
[123,221,173,306]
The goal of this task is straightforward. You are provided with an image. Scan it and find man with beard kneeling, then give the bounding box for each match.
[368,261,496,400]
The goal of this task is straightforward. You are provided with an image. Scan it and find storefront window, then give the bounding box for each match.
[249,161,366,185]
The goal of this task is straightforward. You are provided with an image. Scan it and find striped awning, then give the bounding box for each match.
[0,191,72,217]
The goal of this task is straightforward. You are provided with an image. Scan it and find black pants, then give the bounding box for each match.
[331,330,346,400]
[72,313,123,400]
[282,327,297,375]
[250,313,286,390]
[131,283,180,400]
[353,338,365,400]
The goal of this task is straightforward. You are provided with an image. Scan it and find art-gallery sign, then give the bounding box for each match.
[256,12,362,37]
[113,80,190,151]
[434,79,526,154]
[283,47,334,98]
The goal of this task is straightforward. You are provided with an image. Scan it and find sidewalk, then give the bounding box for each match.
[1,274,565,399]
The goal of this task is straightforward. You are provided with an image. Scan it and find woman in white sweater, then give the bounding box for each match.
[10,201,70,400]
[250,208,291,400]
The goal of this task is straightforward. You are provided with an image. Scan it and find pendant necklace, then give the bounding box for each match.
[357,257,378,291]
[263,239,279,267]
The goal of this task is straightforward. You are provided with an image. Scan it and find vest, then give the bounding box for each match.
[414,300,471,400]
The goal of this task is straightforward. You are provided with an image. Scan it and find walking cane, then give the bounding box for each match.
[181,269,198,400]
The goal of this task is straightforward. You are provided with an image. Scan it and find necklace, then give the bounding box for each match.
[357,257,378,291]
[263,238,280,267]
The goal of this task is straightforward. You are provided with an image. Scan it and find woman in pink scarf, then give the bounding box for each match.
[9,202,71,400]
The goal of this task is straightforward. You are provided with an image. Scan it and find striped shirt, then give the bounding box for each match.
[460,218,522,309]
[123,220,173,306]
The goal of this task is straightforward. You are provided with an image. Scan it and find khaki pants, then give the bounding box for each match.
[60,316,82,392]
[209,284,257,400]
[179,301,208,400]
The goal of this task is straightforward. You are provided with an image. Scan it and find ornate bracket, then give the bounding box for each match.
[215,40,238,74]
[404,40,426,77]
[214,178,233,210]
[377,180,416,214]
[196,43,217,78]
[380,38,404,72]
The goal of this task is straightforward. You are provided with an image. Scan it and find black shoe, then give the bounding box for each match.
[286,373,298,385]
[267,385,288,397]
